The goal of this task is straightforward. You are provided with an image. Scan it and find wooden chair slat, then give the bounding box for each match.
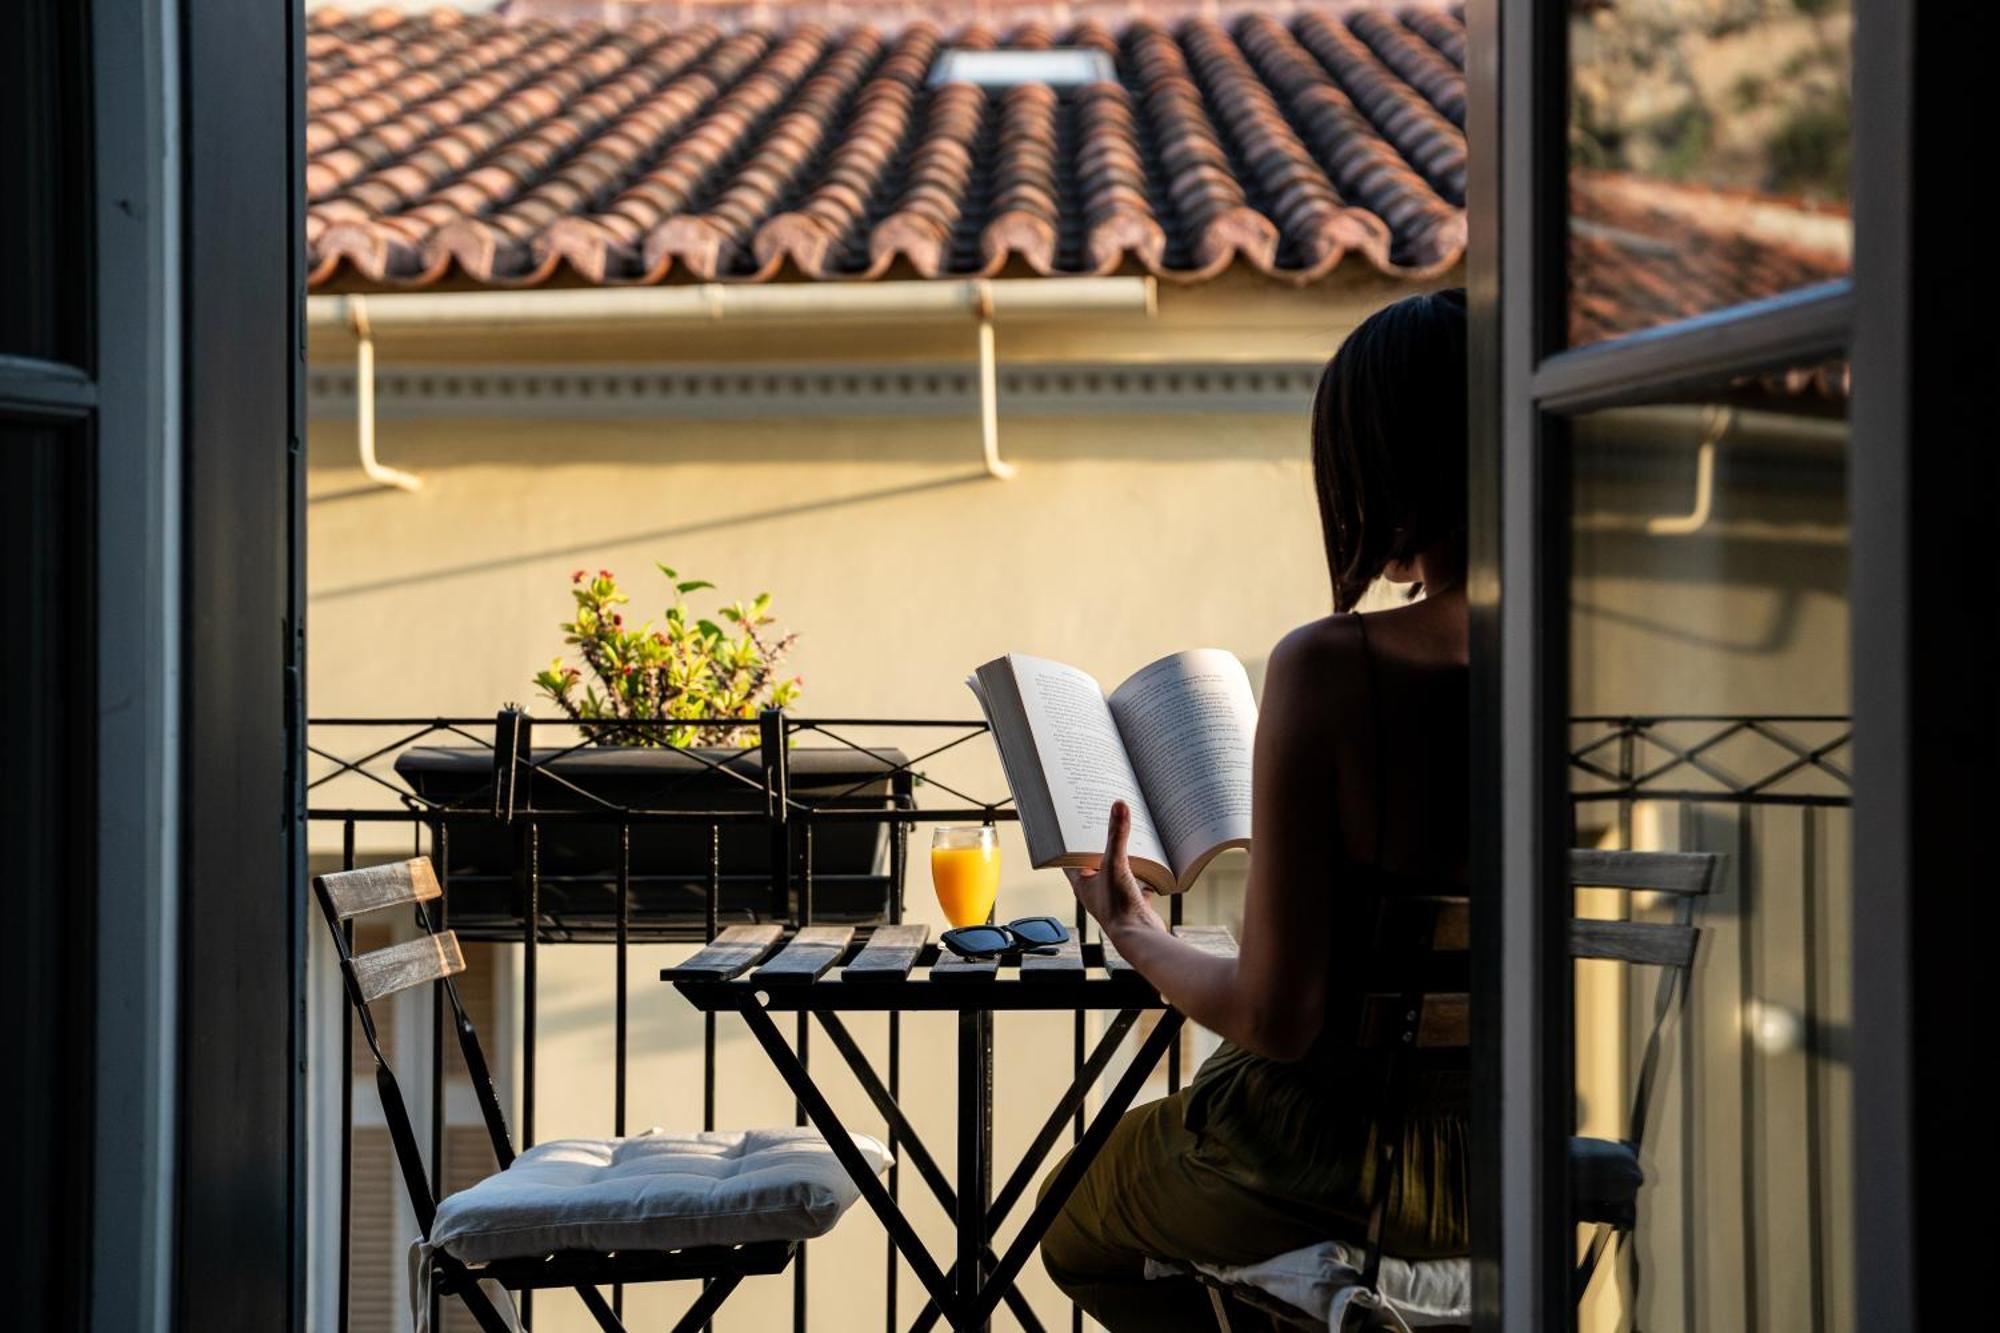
[352,930,465,1004]
[663,924,786,982]
[1433,900,1470,951]
[1568,849,1719,896]
[1172,924,1239,958]
[753,926,855,985]
[317,857,441,921]
[1020,932,1084,982]
[1570,919,1698,968]
[931,950,999,982]
[842,924,930,982]
[1357,992,1470,1049]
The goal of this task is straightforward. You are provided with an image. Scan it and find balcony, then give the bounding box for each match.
[306,708,1853,1331]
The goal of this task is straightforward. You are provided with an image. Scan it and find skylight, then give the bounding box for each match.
[927,48,1118,90]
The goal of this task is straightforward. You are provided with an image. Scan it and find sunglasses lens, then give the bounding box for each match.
[947,927,1010,955]
[1008,917,1068,945]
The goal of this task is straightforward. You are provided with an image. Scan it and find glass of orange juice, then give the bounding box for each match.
[930,825,1000,928]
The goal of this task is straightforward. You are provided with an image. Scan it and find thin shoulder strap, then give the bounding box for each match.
[1354,612,1391,864]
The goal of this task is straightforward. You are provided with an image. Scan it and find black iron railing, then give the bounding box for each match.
[310,710,1854,1331]
[1566,715,1854,1327]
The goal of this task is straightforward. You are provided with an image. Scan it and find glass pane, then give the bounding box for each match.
[1568,1,1852,346]
[1566,367,1851,1329]
[0,0,90,365]
[0,422,94,1324]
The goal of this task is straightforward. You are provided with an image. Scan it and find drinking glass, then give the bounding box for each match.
[930,825,1000,928]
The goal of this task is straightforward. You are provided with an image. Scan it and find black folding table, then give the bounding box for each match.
[664,921,1238,1333]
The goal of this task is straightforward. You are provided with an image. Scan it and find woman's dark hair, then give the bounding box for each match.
[1310,287,1468,612]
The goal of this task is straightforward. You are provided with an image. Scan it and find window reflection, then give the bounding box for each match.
[1567,372,1852,1329]
[1569,0,1853,345]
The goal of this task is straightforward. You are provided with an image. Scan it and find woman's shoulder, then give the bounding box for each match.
[1269,613,1369,679]
[1264,615,1372,721]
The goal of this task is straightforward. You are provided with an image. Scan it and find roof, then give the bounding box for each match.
[306,4,1470,290]
[306,4,1849,349]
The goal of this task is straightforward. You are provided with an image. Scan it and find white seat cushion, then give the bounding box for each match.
[1147,1240,1469,1329]
[431,1126,891,1265]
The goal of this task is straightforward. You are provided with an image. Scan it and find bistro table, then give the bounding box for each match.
[664,920,1239,1333]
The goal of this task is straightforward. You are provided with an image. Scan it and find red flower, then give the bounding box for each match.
[571,569,585,583]
[599,568,613,580]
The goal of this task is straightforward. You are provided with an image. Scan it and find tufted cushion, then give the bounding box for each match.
[430,1127,891,1265]
[1570,1137,1644,1229]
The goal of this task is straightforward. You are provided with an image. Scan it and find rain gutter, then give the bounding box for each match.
[308,278,1160,485]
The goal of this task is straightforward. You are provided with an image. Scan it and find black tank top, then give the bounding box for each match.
[1184,612,1470,1189]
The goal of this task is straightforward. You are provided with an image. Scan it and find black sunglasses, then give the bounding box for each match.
[939,916,1071,959]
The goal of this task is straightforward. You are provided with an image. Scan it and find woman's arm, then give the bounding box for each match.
[1067,625,1346,1060]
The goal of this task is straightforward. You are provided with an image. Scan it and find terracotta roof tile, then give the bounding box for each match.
[306,3,1478,289]
[1568,171,1849,346]
[306,1,1844,327]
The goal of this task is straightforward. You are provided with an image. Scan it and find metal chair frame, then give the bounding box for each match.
[313,856,794,1333]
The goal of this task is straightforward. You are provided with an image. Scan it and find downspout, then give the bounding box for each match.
[973,281,1015,480]
[345,296,422,492]
[308,278,1157,483]
[1643,407,1725,536]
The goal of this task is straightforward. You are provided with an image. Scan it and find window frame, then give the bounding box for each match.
[1464,1,1896,1328]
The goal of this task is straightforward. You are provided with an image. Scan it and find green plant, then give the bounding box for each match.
[534,565,801,747]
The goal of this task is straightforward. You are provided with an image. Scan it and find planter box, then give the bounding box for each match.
[393,745,909,942]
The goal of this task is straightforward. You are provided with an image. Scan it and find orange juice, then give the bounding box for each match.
[930,843,1000,928]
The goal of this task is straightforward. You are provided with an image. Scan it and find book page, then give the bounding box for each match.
[1106,649,1257,886]
[966,663,1065,868]
[1007,655,1171,874]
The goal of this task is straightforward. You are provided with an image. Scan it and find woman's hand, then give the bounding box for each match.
[1064,800,1166,938]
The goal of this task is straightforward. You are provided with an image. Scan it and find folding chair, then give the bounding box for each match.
[315,856,886,1332]
[1566,848,1719,1303]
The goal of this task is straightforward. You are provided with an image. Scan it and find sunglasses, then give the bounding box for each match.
[939,916,1071,959]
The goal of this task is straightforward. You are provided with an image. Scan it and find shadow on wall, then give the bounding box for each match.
[305,411,1318,600]
[304,409,1312,474]
[314,467,996,599]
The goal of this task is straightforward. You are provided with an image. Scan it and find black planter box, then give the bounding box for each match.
[393,745,909,942]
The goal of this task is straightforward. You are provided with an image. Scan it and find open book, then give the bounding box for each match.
[967,649,1257,895]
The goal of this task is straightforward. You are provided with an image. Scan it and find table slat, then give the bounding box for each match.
[662,924,785,982]
[1173,924,1238,958]
[753,925,856,985]
[842,924,930,982]
[931,950,999,983]
[1020,933,1084,982]
[1099,934,1133,976]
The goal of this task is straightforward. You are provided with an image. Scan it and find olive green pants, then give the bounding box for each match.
[1037,1089,1467,1332]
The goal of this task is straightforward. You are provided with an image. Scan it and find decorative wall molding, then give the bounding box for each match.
[305,360,1322,421]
